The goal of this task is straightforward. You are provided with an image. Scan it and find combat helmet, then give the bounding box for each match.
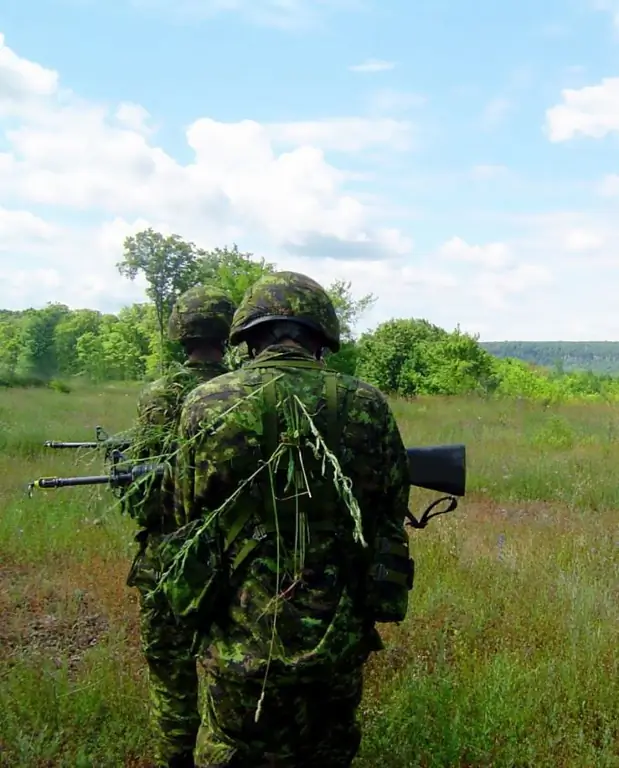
[168,284,237,344]
[229,270,340,352]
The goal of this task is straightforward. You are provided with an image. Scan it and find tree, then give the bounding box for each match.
[323,279,376,375]
[15,303,70,379]
[54,309,102,375]
[117,228,201,372]
[325,279,376,343]
[197,244,275,305]
[356,318,446,395]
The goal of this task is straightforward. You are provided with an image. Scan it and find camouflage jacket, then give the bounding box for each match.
[129,359,229,533]
[173,345,411,682]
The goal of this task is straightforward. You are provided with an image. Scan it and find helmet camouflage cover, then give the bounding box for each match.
[229,270,340,352]
[168,284,237,343]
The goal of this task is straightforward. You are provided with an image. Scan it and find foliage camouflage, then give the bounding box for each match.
[229,270,342,352]
[161,342,412,766]
[126,353,231,767]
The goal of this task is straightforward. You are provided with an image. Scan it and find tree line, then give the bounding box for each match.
[481,341,619,375]
[2,228,619,403]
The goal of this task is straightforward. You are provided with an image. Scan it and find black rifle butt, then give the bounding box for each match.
[407,444,466,496]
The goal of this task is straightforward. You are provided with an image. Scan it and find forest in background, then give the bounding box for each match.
[481,341,619,375]
[2,228,619,403]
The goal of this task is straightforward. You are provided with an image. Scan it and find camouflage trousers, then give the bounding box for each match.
[194,664,364,768]
[128,532,201,767]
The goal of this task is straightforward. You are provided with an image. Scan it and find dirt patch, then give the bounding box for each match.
[0,553,142,674]
[0,568,109,672]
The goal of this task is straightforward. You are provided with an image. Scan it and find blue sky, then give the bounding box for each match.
[1,0,618,339]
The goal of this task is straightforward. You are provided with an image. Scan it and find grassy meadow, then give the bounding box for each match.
[0,383,617,767]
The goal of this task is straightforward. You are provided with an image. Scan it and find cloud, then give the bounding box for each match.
[545,78,619,141]
[348,59,395,73]
[598,174,619,196]
[472,264,553,311]
[0,31,416,315]
[265,117,413,151]
[439,236,512,269]
[563,228,605,251]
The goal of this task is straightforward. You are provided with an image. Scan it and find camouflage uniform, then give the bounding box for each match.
[125,285,236,768]
[167,272,413,768]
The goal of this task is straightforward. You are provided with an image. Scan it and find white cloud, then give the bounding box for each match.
[439,236,512,269]
[0,206,62,248]
[265,116,412,152]
[599,174,619,196]
[0,31,417,315]
[0,33,59,110]
[563,227,605,251]
[348,59,395,73]
[545,78,619,141]
[473,264,553,311]
[115,102,154,136]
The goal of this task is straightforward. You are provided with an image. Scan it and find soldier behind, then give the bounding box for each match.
[168,271,414,768]
[125,285,237,768]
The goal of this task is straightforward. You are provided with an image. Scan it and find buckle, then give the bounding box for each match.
[252,524,268,541]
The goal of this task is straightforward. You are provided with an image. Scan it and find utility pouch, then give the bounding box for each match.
[156,518,224,632]
[367,536,414,624]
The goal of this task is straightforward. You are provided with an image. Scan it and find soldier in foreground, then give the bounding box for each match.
[165,271,413,767]
[125,285,236,768]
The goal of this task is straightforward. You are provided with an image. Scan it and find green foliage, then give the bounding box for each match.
[197,243,275,304]
[355,318,494,397]
[117,228,203,372]
[48,379,72,394]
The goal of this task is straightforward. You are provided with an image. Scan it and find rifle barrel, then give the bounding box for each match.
[44,441,99,449]
[32,475,112,489]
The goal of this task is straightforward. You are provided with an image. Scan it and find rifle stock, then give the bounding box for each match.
[407,444,466,497]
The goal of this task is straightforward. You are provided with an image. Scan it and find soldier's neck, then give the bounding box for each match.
[187,348,223,364]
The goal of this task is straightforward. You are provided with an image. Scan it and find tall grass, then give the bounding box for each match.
[0,387,617,766]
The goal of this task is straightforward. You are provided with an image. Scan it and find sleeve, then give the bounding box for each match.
[365,398,413,625]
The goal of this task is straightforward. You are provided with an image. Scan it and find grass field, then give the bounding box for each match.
[0,383,617,767]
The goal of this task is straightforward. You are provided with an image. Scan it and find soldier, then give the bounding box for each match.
[125,284,237,768]
[165,271,414,768]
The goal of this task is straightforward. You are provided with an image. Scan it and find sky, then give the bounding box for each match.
[0,0,619,340]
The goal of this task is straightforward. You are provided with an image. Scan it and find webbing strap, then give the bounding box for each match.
[230,518,337,574]
[245,358,328,372]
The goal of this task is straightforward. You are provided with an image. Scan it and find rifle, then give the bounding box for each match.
[27,449,163,498]
[405,443,466,529]
[27,443,466,521]
[44,425,132,459]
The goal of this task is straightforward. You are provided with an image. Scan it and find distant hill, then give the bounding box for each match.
[480,341,619,375]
